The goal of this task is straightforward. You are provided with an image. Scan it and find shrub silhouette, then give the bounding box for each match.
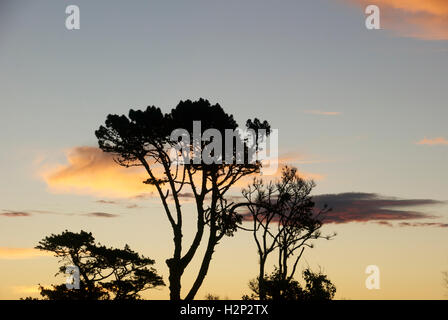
[243,268,336,301]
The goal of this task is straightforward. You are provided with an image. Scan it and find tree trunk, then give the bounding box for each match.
[184,234,217,300]
[167,258,183,300]
[258,255,267,300]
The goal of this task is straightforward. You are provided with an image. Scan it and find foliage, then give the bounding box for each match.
[35,230,164,300]
[243,268,336,301]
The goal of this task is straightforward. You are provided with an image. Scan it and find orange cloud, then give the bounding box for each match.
[41,146,154,198]
[0,247,51,260]
[40,147,324,199]
[416,137,448,145]
[348,0,448,40]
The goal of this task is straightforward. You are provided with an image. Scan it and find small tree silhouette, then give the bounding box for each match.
[35,230,164,300]
[243,268,336,301]
[242,166,335,300]
[204,293,220,300]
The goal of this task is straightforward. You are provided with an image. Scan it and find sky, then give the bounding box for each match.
[0,0,447,300]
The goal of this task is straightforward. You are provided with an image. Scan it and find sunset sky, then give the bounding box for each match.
[1,0,447,300]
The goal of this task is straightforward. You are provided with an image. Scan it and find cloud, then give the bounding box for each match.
[313,192,444,224]
[241,192,446,228]
[167,192,195,200]
[347,0,448,40]
[84,212,119,218]
[1,209,119,219]
[40,146,325,199]
[374,221,448,228]
[304,110,341,116]
[96,200,119,204]
[178,192,195,198]
[397,222,448,228]
[0,247,51,260]
[0,211,31,217]
[133,193,156,200]
[125,204,141,209]
[41,146,154,198]
[416,137,448,145]
[373,221,394,227]
[39,148,448,228]
[0,209,60,217]
[95,199,142,209]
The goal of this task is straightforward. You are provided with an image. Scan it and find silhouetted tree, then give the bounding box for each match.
[242,166,335,300]
[35,230,164,300]
[243,268,336,301]
[300,268,336,300]
[204,293,220,300]
[95,98,270,300]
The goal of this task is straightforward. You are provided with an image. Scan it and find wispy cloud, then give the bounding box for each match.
[397,222,448,228]
[1,209,69,217]
[133,193,155,200]
[374,221,448,228]
[313,192,445,225]
[95,199,142,209]
[84,212,119,218]
[346,0,448,40]
[304,110,341,116]
[96,200,119,205]
[416,137,448,146]
[0,211,31,217]
[1,209,119,219]
[241,192,446,228]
